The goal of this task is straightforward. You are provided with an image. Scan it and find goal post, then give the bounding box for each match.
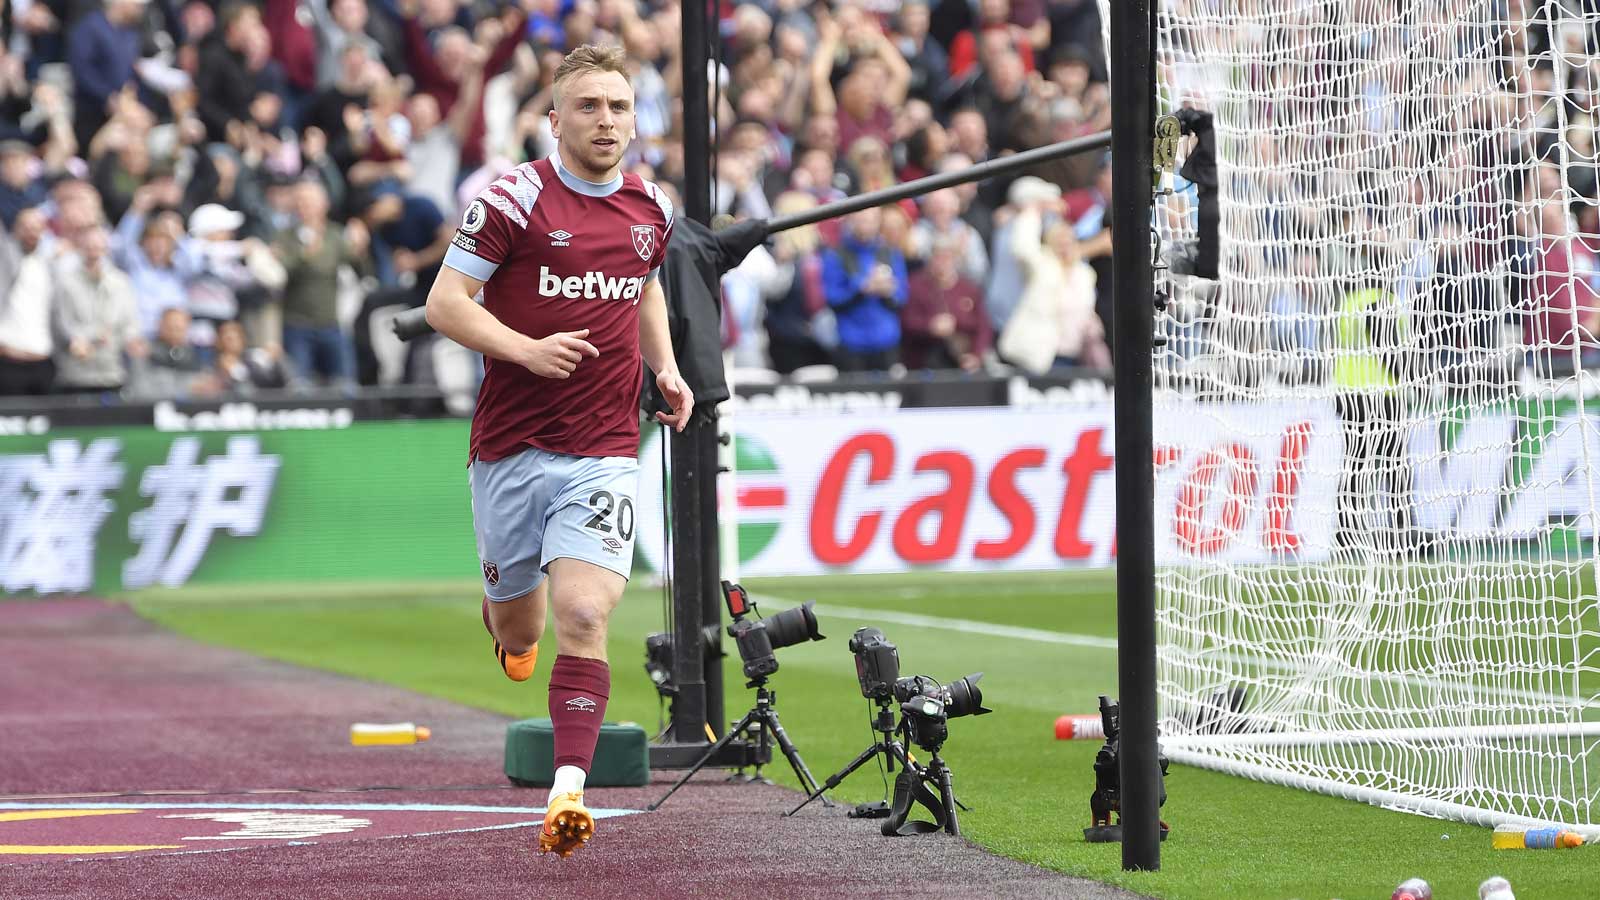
[1134,0,1600,835]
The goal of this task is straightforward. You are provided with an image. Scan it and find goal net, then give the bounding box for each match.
[1139,0,1600,832]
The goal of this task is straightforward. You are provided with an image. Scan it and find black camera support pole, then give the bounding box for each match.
[386,130,1114,345]
[647,678,828,812]
[1109,0,1161,873]
[786,698,906,818]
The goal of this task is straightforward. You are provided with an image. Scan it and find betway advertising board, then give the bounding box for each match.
[637,403,1342,576]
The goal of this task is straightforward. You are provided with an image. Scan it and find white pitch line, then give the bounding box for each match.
[787,596,1590,711]
[808,602,1118,650]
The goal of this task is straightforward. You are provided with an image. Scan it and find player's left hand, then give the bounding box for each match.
[655,371,694,432]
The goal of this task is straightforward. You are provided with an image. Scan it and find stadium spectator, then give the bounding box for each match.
[0,206,56,395]
[404,51,487,218]
[128,306,208,399]
[892,0,950,106]
[308,0,405,89]
[350,185,450,384]
[997,196,1104,373]
[400,0,526,171]
[947,0,1035,79]
[276,179,369,386]
[902,237,990,372]
[911,187,988,284]
[196,2,277,146]
[0,140,49,229]
[114,186,196,338]
[821,205,909,372]
[1525,198,1600,369]
[51,224,142,394]
[66,0,145,149]
[212,318,291,394]
[184,202,287,348]
[763,192,834,375]
[986,174,1056,335]
[304,41,381,177]
[810,9,910,158]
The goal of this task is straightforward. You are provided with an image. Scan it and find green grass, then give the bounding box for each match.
[124,571,1600,900]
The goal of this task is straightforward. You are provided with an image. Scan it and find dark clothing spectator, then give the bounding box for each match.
[128,309,207,399]
[353,190,449,384]
[0,143,49,229]
[902,266,990,371]
[1047,0,1107,80]
[66,7,140,147]
[894,11,950,105]
[765,251,833,374]
[196,36,262,144]
[821,233,909,371]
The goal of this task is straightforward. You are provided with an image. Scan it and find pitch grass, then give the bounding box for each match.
[124,571,1597,900]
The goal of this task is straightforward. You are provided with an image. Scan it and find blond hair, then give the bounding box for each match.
[552,44,630,106]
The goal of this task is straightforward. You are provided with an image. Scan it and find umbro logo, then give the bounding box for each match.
[565,696,598,712]
[549,230,572,247]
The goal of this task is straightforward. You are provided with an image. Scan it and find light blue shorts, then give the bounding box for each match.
[469,447,640,601]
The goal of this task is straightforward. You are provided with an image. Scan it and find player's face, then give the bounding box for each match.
[551,70,636,182]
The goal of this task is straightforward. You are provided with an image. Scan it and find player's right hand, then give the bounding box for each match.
[521,329,600,379]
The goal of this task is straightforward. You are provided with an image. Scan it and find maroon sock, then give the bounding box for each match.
[548,655,611,772]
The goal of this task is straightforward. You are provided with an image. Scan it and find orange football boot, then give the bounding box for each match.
[538,792,595,857]
[482,597,537,682]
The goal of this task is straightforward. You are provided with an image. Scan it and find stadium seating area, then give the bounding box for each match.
[0,0,1119,400]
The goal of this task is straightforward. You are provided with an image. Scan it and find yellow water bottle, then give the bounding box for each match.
[1491,823,1584,849]
[350,722,432,746]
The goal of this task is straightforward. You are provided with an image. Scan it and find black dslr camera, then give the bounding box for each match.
[849,626,900,700]
[722,580,825,680]
[892,672,991,752]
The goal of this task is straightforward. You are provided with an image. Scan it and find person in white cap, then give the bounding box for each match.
[184,202,286,348]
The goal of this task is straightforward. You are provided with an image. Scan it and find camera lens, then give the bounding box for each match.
[762,599,824,650]
[943,672,992,718]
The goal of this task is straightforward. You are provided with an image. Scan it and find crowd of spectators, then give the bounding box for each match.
[0,0,1122,402]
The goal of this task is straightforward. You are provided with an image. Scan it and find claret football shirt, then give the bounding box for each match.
[442,153,674,462]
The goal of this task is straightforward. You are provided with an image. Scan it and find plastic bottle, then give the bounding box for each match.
[1055,714,1105,740]
[350,722,432,746]
[1391,877,1432,900]
[1490,824,1584,849]
[1479,876,1515,900]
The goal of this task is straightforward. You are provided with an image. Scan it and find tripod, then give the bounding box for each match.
[787,699,911,818]
[883,743,962,836]
[649,677,829,811]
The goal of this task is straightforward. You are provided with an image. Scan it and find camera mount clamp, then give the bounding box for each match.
[647,675,829,812]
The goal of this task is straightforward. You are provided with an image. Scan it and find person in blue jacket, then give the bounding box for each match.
[820,205,909,372]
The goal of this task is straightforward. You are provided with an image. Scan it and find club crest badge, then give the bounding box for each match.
[482,560,500,586]
[631,224,654,261]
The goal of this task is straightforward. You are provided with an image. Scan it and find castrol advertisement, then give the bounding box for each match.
[636,402,1340,576]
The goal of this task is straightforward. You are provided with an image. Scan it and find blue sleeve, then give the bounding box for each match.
[822,249,871,308]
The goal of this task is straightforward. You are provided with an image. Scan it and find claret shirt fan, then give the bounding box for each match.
[443,154,675,463]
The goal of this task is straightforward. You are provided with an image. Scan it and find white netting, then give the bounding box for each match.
[1137,0,1600,831]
